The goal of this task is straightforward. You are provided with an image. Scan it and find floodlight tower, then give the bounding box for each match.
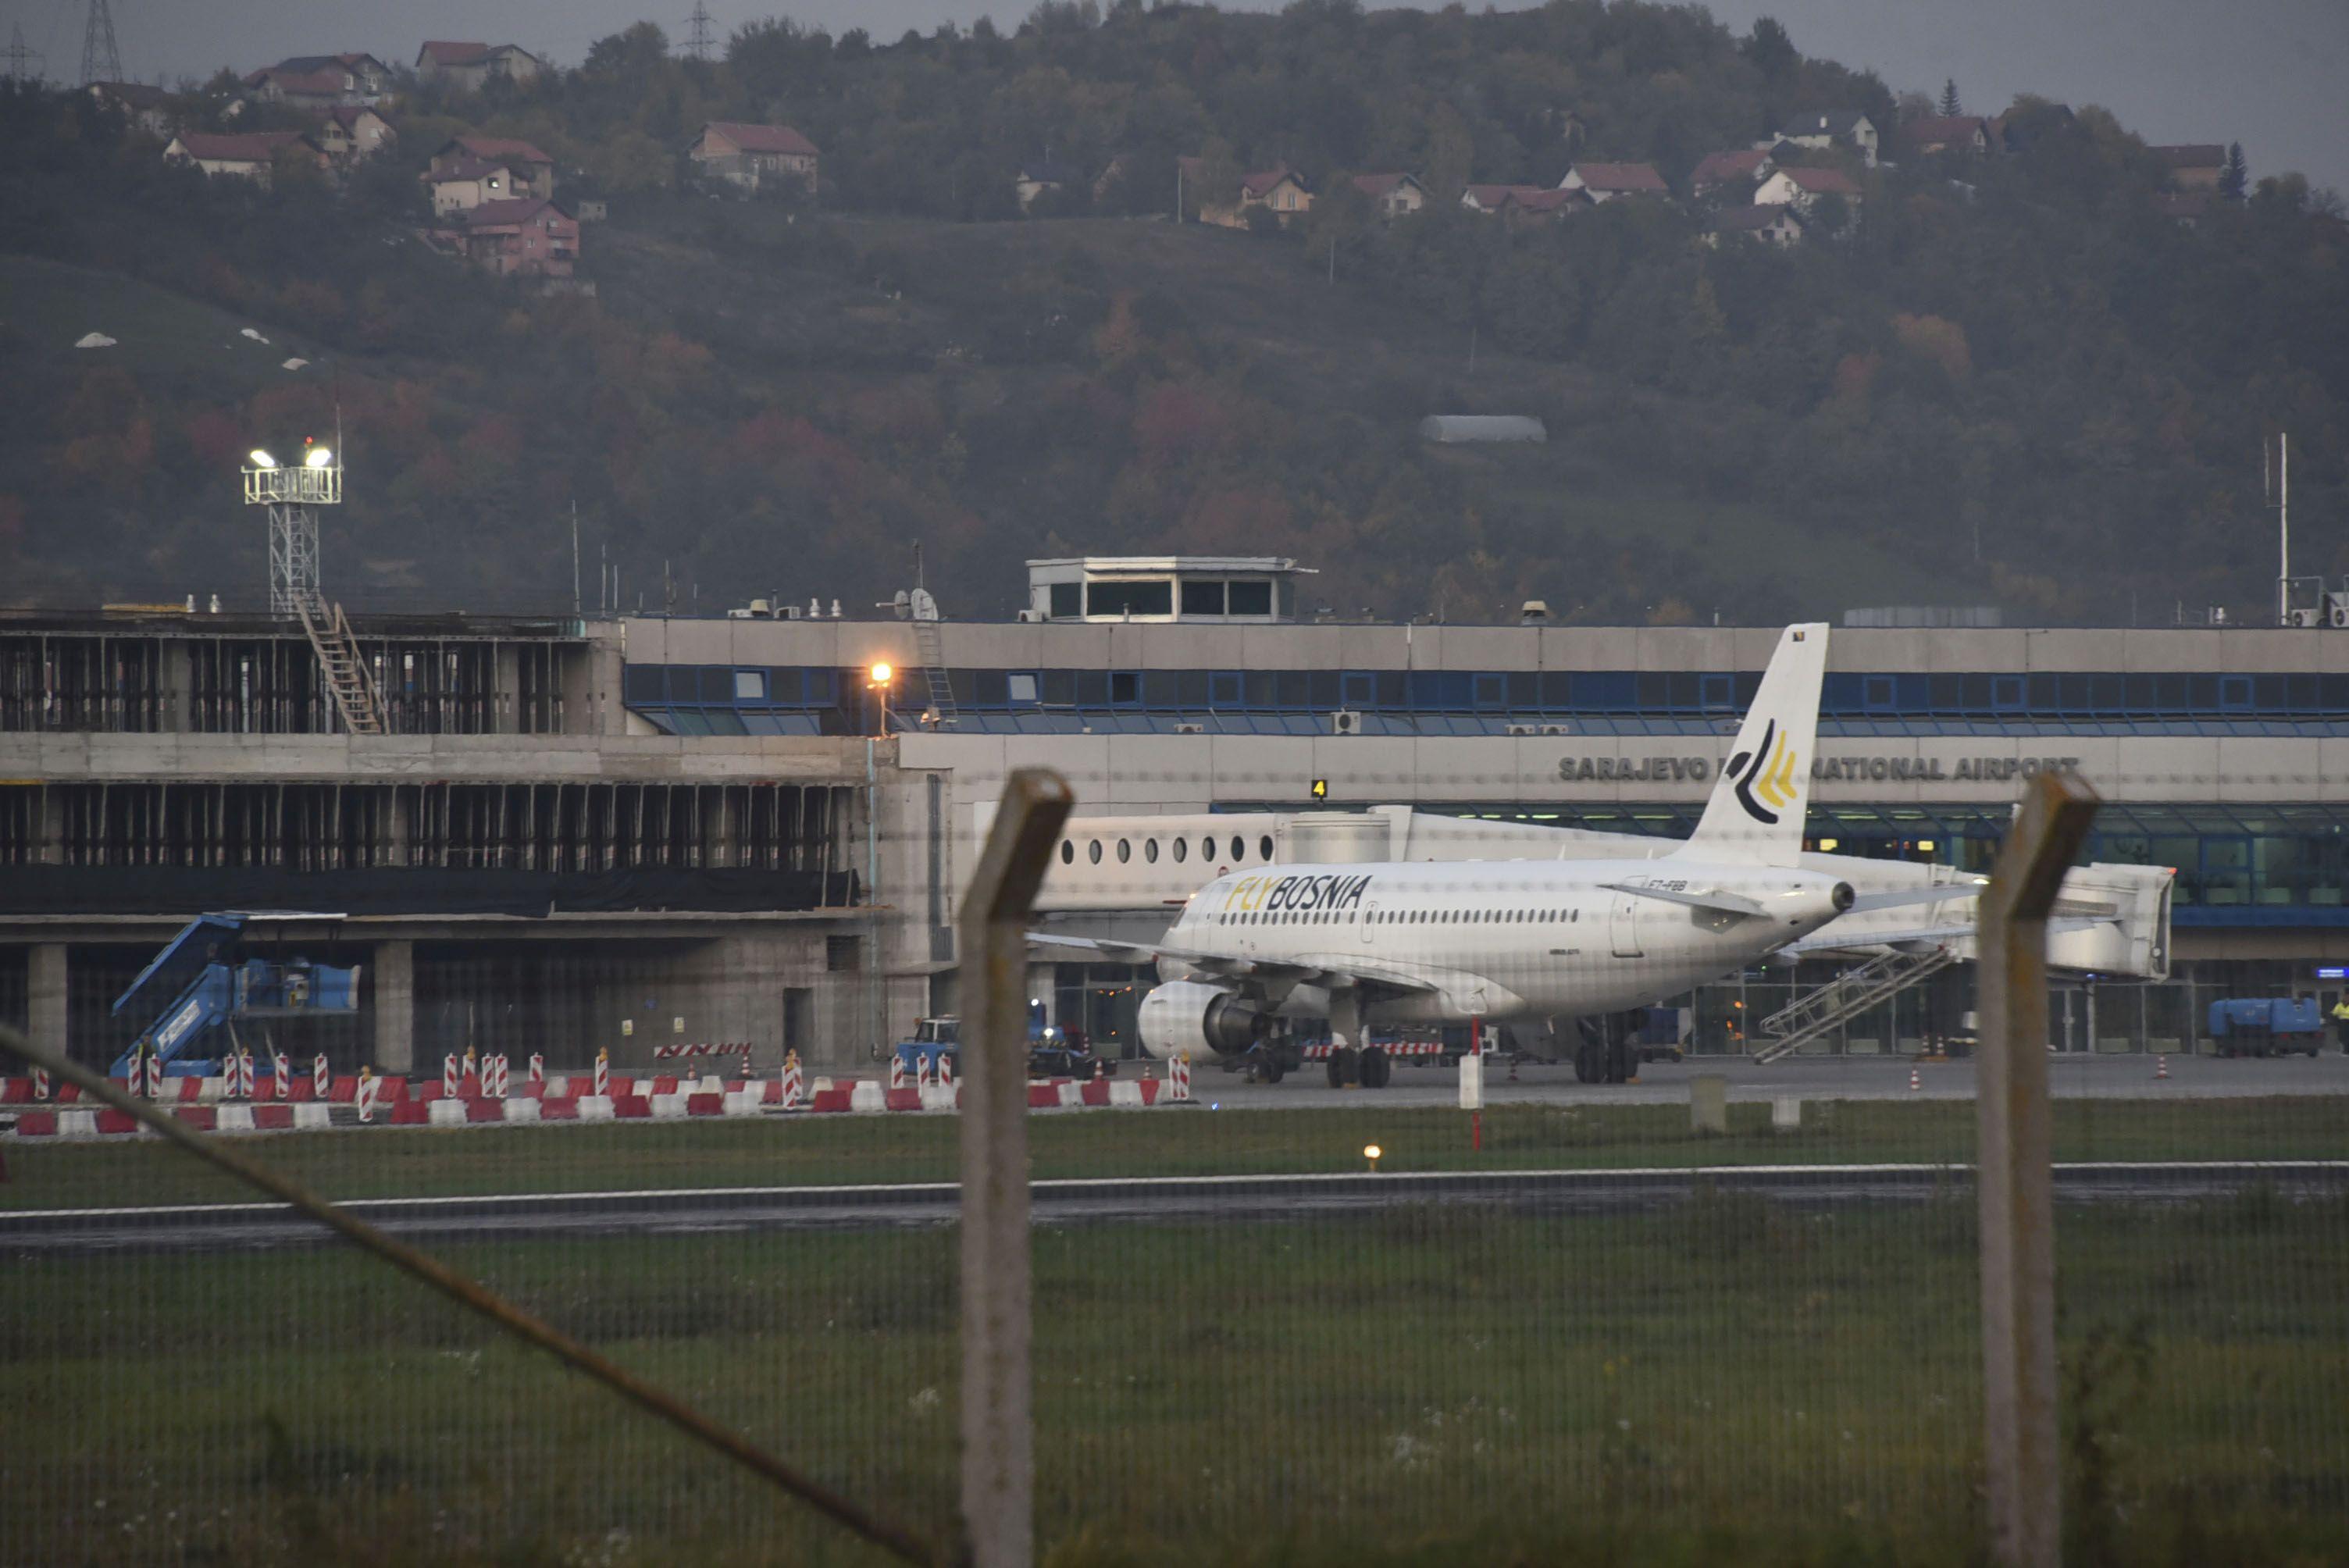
[243,440,340,615]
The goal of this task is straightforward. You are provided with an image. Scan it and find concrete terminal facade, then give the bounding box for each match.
[5,567,2348,1071]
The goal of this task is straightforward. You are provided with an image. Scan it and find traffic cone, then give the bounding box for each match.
[1909,1065,1921,1092]
[2155,1054,2169,1080]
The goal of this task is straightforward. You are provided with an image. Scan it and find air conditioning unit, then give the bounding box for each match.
[1014,608,1041,623]
[1330,709,1362,736]
[1541,723,1570,736]
[2288,608,2322,629]
[1174,722,1205,735]
[2328,592,2349,629]
[1506,723,1538,736]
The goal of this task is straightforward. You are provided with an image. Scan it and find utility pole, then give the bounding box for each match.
[570,501,582,617]
[4,23,42,84]
[80,0,121,85]
[684,0,715,62]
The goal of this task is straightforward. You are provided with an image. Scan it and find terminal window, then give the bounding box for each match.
[1086,579,1172,618]
[1227,580,1274,616]
[1048,582,1081,618]
[1181,579,1224,616]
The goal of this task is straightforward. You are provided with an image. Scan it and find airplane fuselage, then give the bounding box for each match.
[1151,857,1852,1041]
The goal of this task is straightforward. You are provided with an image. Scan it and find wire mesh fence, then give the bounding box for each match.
[5,736,2349,1563]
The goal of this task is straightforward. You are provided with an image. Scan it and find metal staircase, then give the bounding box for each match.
[1753,946,1957,1062]
[294,592,387,735]
[911,590,957,728]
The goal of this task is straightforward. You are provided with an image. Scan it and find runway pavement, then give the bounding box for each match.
[9,1160,2344,1256]
[1200,1047,2349,1110]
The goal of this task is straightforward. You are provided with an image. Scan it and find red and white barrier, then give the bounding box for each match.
[529,1053,545,1089]
[313,1053,330,1099]
[486,1054,509,1100]
[1168,1053,1192,1103]
[272,1050,291,1100]
[1299,1040,1449,1061]
[916,1053,935,1092]
[142,1051,162,1100]
[650,1042,752,1060]
[938,1053,954,1087]
[593,1049,611,1099]
[233,1049,256,1100]
[888,1055,908,1091]
[357,1068,379,1123]
[779,1052,804,1110]
[443,1055,460,1099]
[31,1066,49,1102]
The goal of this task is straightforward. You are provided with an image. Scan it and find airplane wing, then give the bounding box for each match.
[1025,931,1442,997]
[1599,881,1768,918]
[1785,914,2115,957]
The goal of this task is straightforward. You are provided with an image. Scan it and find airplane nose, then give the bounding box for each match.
[1832,881,1855,913]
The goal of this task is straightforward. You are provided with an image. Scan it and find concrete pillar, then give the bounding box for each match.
[494,643,522,735]
[28,944,67,1062]
[373,940,414,1074]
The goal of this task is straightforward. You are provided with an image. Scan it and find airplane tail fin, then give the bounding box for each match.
[1677,623,1827,866]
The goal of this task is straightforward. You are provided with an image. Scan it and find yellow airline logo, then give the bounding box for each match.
[1729,719,1798,826]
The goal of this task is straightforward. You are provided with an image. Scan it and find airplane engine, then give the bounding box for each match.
[1138,980,1269,1060]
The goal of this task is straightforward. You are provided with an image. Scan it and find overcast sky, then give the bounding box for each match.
[12,0,2343,192]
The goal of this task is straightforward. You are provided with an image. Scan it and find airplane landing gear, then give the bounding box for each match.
[1326,1046,1358,1088]
[1574,1014,1643,1084]
[1360,1046,1391,1089]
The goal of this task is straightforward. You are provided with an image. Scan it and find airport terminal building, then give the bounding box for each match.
[5,555,2345,1071]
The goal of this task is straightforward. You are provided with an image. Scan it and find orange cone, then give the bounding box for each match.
[1909,1065,1921,1092]
[2155,1054,2169,1080]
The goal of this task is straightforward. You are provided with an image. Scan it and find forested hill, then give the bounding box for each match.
[0,1,2344,625]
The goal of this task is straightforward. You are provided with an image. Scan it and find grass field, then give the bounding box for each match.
[2,1194,2344,1564]
[6,1096,2346,1212]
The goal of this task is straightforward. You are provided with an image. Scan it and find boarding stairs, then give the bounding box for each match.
[912,594,957,728]
[1753,946,1957,1062]
[293,590,387,735]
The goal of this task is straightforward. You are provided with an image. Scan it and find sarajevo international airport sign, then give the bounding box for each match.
[1556,754,2085,784]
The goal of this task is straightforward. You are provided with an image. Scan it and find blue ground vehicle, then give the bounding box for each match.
[109,913,362,1078]
[2207,997,2325,1057]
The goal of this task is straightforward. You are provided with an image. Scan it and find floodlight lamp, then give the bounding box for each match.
[868,661,893,686]
[305,447,333,469]
[248,449,278,469]
[1363,1144,1382,1160]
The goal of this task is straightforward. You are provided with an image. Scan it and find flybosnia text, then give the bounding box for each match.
[1219,873,1374,913]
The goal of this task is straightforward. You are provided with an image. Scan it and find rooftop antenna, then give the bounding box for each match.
[80,0,120,85]
[683,0,715,61]
[4,23,42,84]
[2272,432,2290,625]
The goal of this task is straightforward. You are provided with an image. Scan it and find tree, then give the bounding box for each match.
[1742,17,1795,77]
[1938,79,1962,117]
[2219,142,2248,201]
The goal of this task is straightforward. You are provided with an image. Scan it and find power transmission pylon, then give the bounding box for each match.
[5,23,44,84]
[80,0,122,85]
[684,0,715,61]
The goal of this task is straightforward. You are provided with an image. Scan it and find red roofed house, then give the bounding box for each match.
[1178,159,1313,228]
[1558,162,1670,202]
[1756,164,1862,213]
[2153,144,2226,192]
[429,197,579,279]
[1460,183,1549,214]
[427,157,525,216]
[1703,205,1805,249]
[415,41,545,94]
[86,80,176,139]
[430,135,555,199]
[689,121,821,195]
[1349,172,1428,219]
[162,130,326,187]
[1498,187,1589,230]
[1690,148,1774,198]
[310,105,395,162]
[1900,116,1994,156]
[243,53,390,109]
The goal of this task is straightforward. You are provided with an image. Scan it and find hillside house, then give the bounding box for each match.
[430,135,554,199]
[1899,116,1994,156]
[1773,111,1879,167]
[2155,145,2226,191]
[1498,187,1587,229]
[1756,165,1861,210]
[690,122,820,196]
[1014,157,1082,211]
[1349,172,1428,219]
[1460,183,1547,214]
[1690,148,1773,198]
[427,197,578,279]
[243,52,390,108]
[427,157,523,216]
[311,105,394,161]
[1703,206,1803,248]
[415,41,545,93]
[86,80,174,138]
[1179,159,1314,227]
[1558,162,1669,202]
[2151,191,2214,227]
[162,130,325,187]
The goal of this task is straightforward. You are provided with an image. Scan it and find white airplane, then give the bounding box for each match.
[1032,624,1980,1086]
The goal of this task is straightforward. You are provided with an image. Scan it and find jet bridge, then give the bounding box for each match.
[109,913,362,1078]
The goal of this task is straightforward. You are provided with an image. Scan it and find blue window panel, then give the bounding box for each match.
[1991,675,2024,711]
[1409,670,1473,710]
[1242,671,1277,708]
[1820,674,1863,714]
[1895,675,1930,711]
[632,706,679,734]
[1340,671,1375,707]
[806,668,836,704]
[2220,675,2252,710]
[733,668,768,703]
[1861,675,1897,711]
[622,665,668,704]
[1699,673,1734,709]
[1574,672,1634,711]
[1209,672,1242,707]
[1472,672,1506,710]
[762,668,803,706]
[670,710,715,736]
[693,666,731,704]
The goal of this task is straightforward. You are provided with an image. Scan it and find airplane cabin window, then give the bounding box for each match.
[1231,836,1245,861]
[1088,839,1102,864]
[1172,839,1187,864]
[1260,836,1274,860]
[1117,839,1132,863]
[1145,838,1159,863]
[1060,840,1073,864]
